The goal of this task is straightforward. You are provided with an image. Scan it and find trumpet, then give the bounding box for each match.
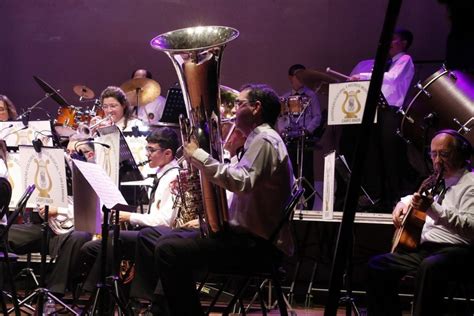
[77,114,113,135]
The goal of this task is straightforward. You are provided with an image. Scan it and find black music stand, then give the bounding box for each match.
[160,87,187,124]
[71,159,135,315]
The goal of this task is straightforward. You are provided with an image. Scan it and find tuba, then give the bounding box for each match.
[150,26,239,236]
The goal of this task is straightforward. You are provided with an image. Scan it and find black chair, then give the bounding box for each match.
[201,187,305,316]
[0,183,36,315]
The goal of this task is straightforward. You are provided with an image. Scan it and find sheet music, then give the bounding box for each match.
[72,159,131,210]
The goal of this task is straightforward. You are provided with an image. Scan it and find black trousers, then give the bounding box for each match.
[7,223,92,294]
[129,225,200,301]
[367,243,474,316]
[156,232,281,316]
[79,230,140,292]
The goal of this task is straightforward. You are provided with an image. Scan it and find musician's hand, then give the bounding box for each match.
[410,193,433,212]
[183,136,199,160]
[181,219,200,229]
[392,202,408,228]
[39,207,58,219]
[348,75,361,81]
[118,211,132,223]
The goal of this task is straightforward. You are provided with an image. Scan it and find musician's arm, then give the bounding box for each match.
[128,170,179,228]
[190,136,276,193]
[392,196,410,228]
[428,185,474,238]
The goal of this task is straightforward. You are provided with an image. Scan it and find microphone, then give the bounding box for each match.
[75,138,111,150]
[0,124,14,134]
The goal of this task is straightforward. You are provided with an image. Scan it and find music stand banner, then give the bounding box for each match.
[95,126,120,187]
[0,121,53,147]
[18,146,68,208]
[328,81,373,125]
[6,152,22,207]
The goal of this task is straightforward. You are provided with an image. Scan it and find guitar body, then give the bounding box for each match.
[391,208,427,253]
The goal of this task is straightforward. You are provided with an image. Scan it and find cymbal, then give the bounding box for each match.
[120,78,161,107]
[295,69,341,93]
[73,85,95,99]
[33,75,69,107]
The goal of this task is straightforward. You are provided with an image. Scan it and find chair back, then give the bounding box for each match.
[269,187,305,243]
[0,177,12,221]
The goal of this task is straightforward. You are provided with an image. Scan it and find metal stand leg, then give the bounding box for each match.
[8,205,78,315]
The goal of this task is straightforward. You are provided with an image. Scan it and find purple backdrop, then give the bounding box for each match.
[1,0,448,117]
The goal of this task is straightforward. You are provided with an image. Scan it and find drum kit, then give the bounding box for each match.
[293,65,474,169]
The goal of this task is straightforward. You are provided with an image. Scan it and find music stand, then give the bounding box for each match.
[160,87,187,124]
[72,159,135,315]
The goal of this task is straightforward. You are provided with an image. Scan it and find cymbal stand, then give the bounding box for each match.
[291,103,322,209]
[11,205,78,315]
[85,206,130,316]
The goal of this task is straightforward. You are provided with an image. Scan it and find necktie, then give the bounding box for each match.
[148,177,160,212]
[384,58,393,72]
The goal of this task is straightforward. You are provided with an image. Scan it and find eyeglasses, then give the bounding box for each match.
[102,103,121,110]
[146,146,163,153]
[429,150,451,159]
[235,99,253,109]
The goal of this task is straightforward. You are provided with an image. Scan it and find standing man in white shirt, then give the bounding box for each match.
[347,28,416,211]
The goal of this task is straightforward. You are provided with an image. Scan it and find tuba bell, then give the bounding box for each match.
[150,26,239,237]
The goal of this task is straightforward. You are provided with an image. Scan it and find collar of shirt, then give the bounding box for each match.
[243,123,272,151]
[391,52,406,64]
[292,87,308,95]
[444,168,470,188]
[155,159,179,179]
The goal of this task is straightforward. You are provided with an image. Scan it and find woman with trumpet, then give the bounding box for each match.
[86,86,148,135]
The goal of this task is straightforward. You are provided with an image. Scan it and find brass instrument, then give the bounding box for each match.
[151,26,239,236]
[77,114,113,136]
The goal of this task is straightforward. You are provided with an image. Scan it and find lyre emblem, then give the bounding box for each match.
[341,90,362,119]
[33,158,52,198]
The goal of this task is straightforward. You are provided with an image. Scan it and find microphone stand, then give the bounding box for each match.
[17,92,56,125]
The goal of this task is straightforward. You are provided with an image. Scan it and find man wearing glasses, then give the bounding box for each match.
[366,129,474,316]
[78,127,181,293]
[154,83,295,315]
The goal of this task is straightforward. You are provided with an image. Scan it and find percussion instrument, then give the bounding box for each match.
[120,78,161,107]
[295,68,341,94]
[33,75,69,107]
[399,68,474,149]
[54,106,77,137]
[73,85,95,99]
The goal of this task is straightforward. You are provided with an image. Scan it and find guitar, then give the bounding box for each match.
[391,166,445,253]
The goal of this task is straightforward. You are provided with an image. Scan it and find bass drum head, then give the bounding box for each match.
[401,68,474,170]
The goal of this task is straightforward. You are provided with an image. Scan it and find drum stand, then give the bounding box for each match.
[10,206,78,315]
[83,206,131,316]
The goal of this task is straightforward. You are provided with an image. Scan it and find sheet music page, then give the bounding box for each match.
[72,159,128,209]
[322,150,336,220]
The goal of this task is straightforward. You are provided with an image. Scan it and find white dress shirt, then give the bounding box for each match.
[191,123,295,255]
[136,96,166,125]
[356,52,415,108]
[129,159,179,228]
[400,169,474,245]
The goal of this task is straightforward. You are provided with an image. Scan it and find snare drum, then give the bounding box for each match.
[54,106,77,137]
[400,68,474,149]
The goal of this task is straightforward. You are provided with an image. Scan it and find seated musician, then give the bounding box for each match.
[7,134,94,296]
[130,68,167,125]
[154,83,295,315]
[78,127,181,292]
[89,86,148,133]
[276,64,321,209]
[0,94,18,121]
[367,129,474,316]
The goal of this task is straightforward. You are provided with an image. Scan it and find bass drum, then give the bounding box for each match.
[400,68,474,150]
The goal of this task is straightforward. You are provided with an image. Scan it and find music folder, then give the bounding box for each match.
[72,159,135,234]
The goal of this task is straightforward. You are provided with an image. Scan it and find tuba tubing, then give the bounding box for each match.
[151,26,239,236]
